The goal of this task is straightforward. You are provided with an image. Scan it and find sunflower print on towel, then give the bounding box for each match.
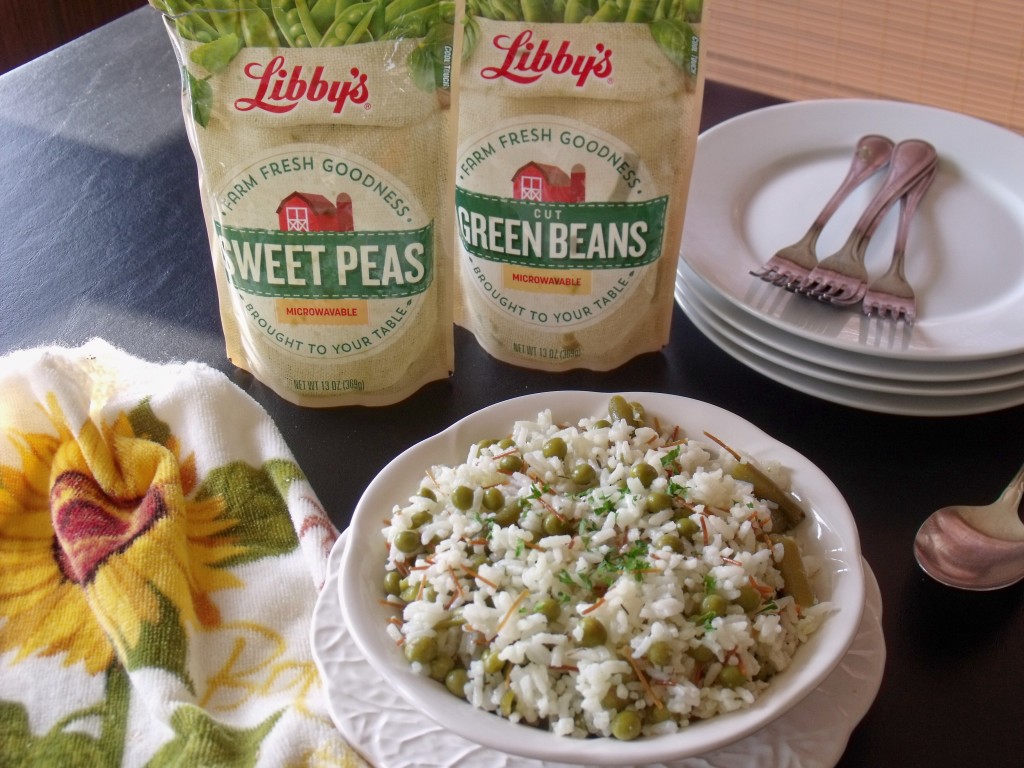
[0,343,363,767]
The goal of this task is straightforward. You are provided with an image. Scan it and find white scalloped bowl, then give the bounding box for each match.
[339,392,865,766]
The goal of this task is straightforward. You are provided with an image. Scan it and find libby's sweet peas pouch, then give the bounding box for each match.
[455,0,707,370]
[151,1,457,405]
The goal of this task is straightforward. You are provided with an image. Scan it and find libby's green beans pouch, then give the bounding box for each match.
[455,0,707,370]
[150,0,457,406]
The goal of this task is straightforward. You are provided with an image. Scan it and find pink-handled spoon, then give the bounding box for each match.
[913,460,1024,590]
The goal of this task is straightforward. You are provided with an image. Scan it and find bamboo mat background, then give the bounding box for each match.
[703,0,1024,135]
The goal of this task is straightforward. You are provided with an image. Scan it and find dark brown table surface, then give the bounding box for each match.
[2,8,1022,767]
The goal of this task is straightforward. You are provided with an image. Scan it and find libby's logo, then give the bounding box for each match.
[480,30,612,87]
[234,57,369,115]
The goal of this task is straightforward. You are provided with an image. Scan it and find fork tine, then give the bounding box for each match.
[798,140,938,307]
[859,164,936,324]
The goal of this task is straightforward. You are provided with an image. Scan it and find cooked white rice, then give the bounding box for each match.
[381,397,832,739]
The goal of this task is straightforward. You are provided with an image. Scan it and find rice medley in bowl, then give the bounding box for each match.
[379,395,835,741]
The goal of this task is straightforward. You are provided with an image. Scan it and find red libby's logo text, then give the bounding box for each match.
[234,56,369,115]
[480,30,612,87]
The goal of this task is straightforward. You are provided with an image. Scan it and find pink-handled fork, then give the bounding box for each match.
[750,135,895,288]
[860,164,938,323]
[799,139,938,305]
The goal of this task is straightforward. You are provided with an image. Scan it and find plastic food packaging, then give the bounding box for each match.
[151,0,457,406]
[454,0,708,370]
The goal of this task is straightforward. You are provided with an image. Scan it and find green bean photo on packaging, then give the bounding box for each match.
[460,0,703,77]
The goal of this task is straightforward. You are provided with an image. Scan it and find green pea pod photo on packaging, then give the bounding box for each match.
[150,0,460,406]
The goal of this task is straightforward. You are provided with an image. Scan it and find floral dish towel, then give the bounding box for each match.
[0,340,367,766]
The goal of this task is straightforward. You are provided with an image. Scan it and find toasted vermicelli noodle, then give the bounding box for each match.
[382,396,832,739]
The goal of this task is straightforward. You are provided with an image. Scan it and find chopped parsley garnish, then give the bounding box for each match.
[668,479,688,497]
[595,541,651,584]
[661,446,682,467]
[590,493,617,517]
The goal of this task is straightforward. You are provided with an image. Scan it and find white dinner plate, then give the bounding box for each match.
[676,287,1024,416]
[312,533,886,768]
[677,258,1024,383]
[682,99,1024,362]
[676,277,1024,398]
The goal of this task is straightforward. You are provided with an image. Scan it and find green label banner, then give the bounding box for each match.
[214,222,434,300]
[455,188,667,269]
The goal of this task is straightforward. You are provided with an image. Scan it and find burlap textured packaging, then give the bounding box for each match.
[455,1,707,370]
[154,1,457,406]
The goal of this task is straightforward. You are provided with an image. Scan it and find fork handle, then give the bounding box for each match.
[890,165,937,261]
[853,139,938,239]
[809,134,895,229]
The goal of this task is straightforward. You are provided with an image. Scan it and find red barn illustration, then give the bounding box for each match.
[277,192,354,232]
[512,162,585,203]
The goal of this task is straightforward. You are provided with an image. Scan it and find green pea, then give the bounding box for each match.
[611,709,642,740]
[646,491,672,512]
[498,438,516,449]
[403,635,437,663]
[578,616,607,648]
[451,485,474,510]
[429,655,454,681]
[542,513,572,536]
[384,571,402,596]
[677,517,701,537]
[394,529,421,554]
[482,487,504,511]
[690,644,716,664]
[498,454,523,473]
[655,533,683,552]
[399,583,420,603]
[418,487,437,501]
[608,395,637,426]
[647,640,672,666]
[601,687,626,710]
[410,510,433,528]
[702,593,728,617]
[543,437,568,460]
[445,668,469,697]
[343,3,377,44]
[630,463,658,488]
[646,705,673,725]
[674,504,695,519]
[718,664,748,688]
[534,597,561,623]
[571,463,596,486]
[493,503,520,527]
[476,438,497,450]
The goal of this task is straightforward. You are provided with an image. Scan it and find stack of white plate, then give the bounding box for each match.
[675,99,1024,416]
